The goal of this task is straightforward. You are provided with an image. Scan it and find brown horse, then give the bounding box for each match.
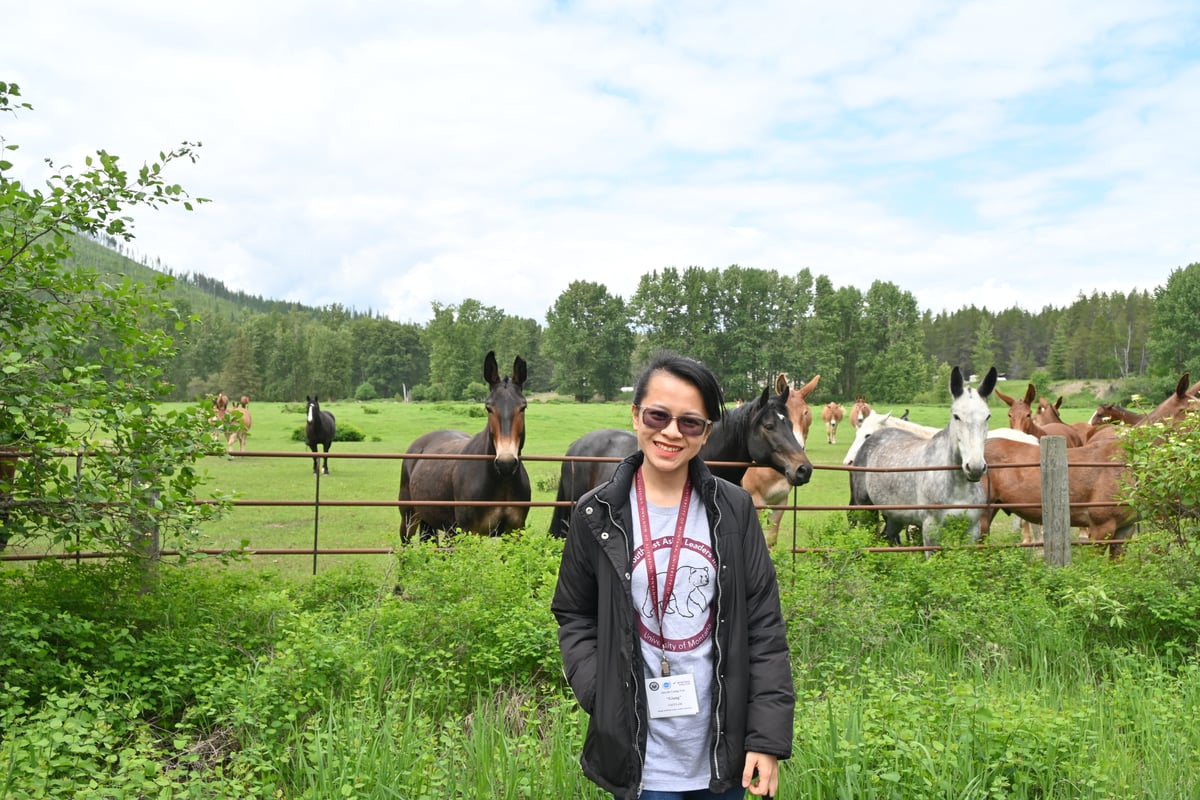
[226,396,253,453]
[995,384,1087,447]
[1089,402,1145,427]
[982,435,1134,546]
[822,401,845,444]
[849,396,872,429]
[399,352,530,542]
[742,373,819,546]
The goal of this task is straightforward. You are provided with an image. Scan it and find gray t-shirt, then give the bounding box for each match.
[629,486,716,791]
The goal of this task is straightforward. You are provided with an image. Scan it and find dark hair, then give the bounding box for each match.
[632,350,725,423]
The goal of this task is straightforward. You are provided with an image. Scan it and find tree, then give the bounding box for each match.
[1148,262,1200,378]
[542,281,633,401]
[856,281,927,402]
[970,315,998,378]
[0,80,226,562]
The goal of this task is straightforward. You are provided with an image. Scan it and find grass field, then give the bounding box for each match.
[180,392,1098,575]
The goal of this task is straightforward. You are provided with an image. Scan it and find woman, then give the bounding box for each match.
[552,351,795,800]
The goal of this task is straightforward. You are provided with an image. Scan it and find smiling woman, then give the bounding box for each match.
[552,350,796,799]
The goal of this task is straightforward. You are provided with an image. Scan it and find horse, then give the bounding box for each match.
[995,384,1087,447]
[1089,402,1145,427]
[549,381,815,537]
[981,435,1134,546]
[227,396,253,454]
[1034,395,1097,442]
[305,396,337,475]
[399,351,530,542]
[849,396,872,428]
[822,401,845,444]
[209,392,230,442]
[742,373,819,546]
[850,366,997,548]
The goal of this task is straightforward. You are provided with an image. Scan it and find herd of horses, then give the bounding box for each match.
[383,351,1198,554]
[6,353,1191,556]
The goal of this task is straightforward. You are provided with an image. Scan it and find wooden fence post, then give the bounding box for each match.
[1040,436,1071,566]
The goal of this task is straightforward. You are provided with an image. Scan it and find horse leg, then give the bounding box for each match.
[322,443,331,475]
[309,443,319,474]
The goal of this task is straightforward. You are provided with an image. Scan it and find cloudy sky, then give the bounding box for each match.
[7,1,1199,324]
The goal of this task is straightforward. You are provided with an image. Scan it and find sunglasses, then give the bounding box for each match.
[637,405,712,437]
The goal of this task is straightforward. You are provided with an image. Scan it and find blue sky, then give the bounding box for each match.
[7,1,1199,324]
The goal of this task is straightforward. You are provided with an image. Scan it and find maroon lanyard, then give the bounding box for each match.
[634,468,691,676]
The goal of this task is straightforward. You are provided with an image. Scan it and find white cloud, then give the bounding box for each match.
[4,0,1198,324]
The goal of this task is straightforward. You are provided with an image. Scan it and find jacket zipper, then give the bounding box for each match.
[597,492,645,796]
[709,487,725,785]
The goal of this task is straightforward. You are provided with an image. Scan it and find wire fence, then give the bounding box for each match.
[1,443,1131,572]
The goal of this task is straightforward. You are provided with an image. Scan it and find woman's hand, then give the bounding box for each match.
[742,751,779,797]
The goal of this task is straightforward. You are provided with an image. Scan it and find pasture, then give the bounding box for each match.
[182,389,1094,575]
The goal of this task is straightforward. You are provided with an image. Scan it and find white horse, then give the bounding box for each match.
[850,367,998,548]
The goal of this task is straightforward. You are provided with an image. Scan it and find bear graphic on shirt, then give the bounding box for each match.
[641,565,711,620]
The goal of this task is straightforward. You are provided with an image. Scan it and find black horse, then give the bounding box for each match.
[398,351,530,542]
[549,383,814,536]
[305,396,337,475]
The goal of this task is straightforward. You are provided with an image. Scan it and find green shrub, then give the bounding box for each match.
[290,422,366,442]
[354,381,378,401]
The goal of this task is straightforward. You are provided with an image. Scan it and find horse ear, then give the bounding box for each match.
[483,351,500,386]
[979,367,998,398]
[950,366,964,398]
[512,356,527,388]
[757,384,770,406]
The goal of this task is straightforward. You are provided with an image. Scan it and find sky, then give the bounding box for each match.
[6,1,1200,325]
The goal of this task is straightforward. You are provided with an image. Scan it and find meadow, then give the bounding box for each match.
[186,392,1080,573]
[6,394,1200,798]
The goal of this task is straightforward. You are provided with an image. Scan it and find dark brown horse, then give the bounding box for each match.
[399,351,530,542]
[743,373,819,546]
[305,396,337,474]
[549,381,814,537]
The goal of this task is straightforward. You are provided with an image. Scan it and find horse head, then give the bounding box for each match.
[776,372,819,448]
[993,382,1036,436]
[482,350,528,476]
[948,366,996,481]
[739,384,813,486]
[842,411,891,465]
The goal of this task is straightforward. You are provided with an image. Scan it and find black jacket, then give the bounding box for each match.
[552,452,795,799]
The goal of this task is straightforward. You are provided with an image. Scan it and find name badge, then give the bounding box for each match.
[645,673,700,718]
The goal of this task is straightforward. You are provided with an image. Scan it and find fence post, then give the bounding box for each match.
[1040,436,1071,566]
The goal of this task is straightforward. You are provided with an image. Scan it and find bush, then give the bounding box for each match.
[354,381,378,401]
[291,423,366,442]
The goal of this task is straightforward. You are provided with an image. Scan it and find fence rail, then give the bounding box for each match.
[1,436,1129,570]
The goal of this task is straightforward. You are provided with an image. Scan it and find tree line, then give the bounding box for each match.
[72,238,1200,406]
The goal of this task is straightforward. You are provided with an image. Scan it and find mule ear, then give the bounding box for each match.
[950,366,964,398]
[979,367,998,398]
[1023,383,1036,404]
[799,374,820,398]
[1174,372,1189,398]
[512,356,527,388]
[775,373,787,394]
[1054,396,1063,411]
[483,351,500,385]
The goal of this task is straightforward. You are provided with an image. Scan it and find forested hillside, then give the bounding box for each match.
[70,235,1199,405]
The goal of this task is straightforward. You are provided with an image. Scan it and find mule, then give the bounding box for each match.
[822,401,845,444]
[742,373,819,546]
[982,435,1134,546]
[550,382,814,537]
[995,384,1087,447]
[399,352,530,542]
[849,396,872,428]
[305,395,337,475]
[227,396,253,454]
[850,367,997,548]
